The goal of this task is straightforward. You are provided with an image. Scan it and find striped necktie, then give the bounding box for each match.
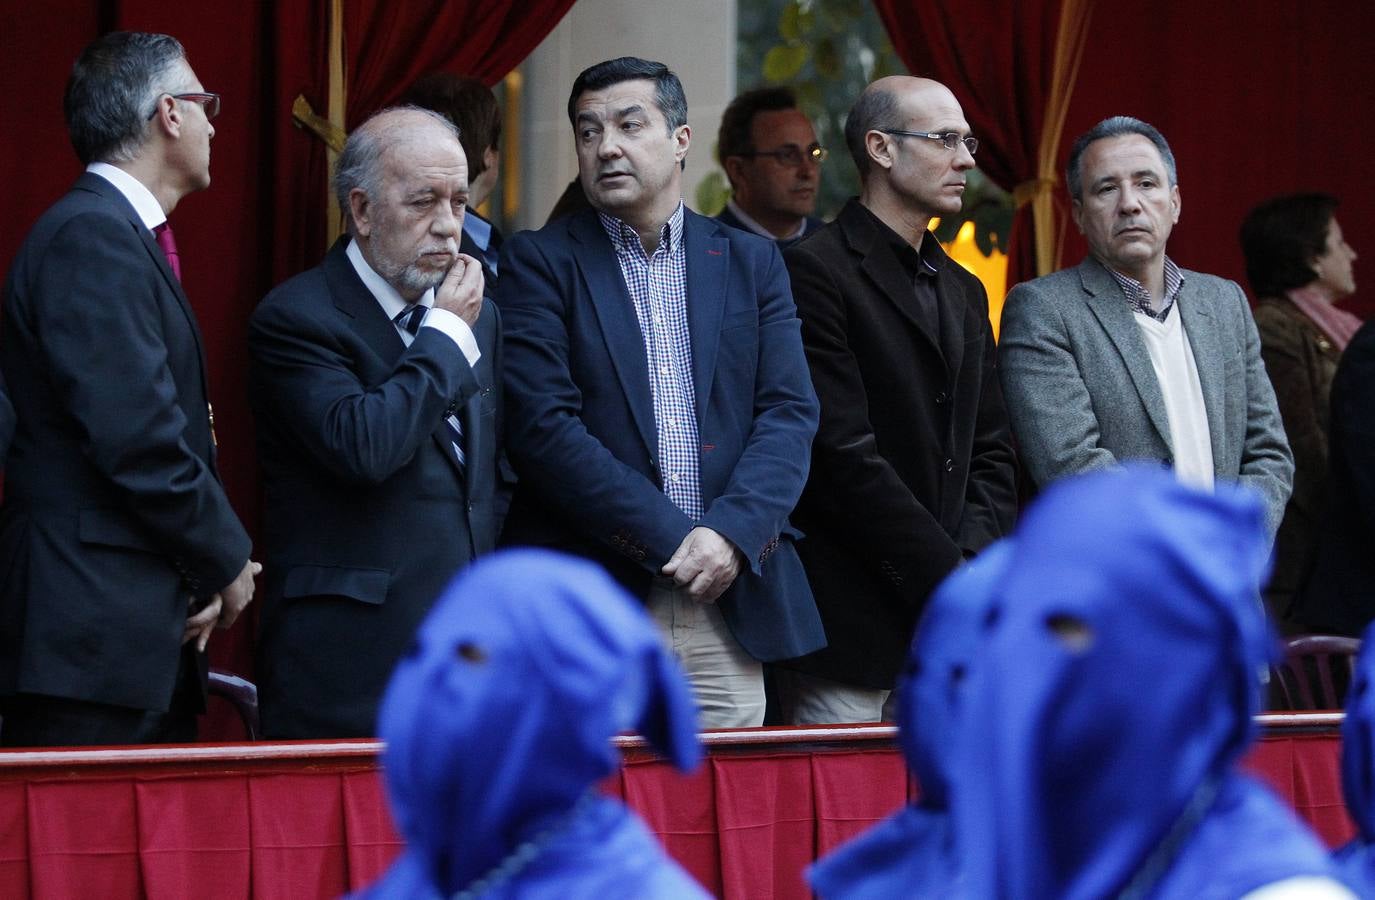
[393,305,465,470]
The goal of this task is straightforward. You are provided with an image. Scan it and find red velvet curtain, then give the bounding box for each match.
[346,0,578,118]
[872,0,1063,288]
[0,2,574,739]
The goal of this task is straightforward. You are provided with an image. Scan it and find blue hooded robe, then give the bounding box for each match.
[353,549,710,899]
[1335,620,1375,892]
[952,467,1348,899]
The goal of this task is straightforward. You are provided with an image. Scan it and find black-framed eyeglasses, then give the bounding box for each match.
[881,129,978,156]
[147,92,221,121]
[736,144,828,168]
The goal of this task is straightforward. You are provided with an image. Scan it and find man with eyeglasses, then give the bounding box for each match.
[0,32,258,746]
[776,76,1017,724]
[998,116,1292,542]
[715,86,826,248]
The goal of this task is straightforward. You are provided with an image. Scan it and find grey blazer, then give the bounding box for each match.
[999,255,1293,537]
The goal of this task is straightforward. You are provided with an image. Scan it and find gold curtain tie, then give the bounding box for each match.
[291,95,346,153]
[1013,176,1057,210]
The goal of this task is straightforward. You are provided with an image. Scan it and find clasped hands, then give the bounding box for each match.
[662,526,746,604]
[182,559,263,651]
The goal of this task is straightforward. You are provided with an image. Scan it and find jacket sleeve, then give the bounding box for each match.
[955,305,1019,554]
[247,281,483,487]
[1232,285,1295,538]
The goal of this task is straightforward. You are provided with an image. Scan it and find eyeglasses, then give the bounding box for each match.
[737,144,828,167]
[881,129,978,156]
[147,92,221,121]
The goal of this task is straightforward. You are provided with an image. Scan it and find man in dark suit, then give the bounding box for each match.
[780,76,1017,723]
[497,57,823,728]
[248,107,499,738]
[715,86,826,248]
[1294,319,1375,635]
[0,32,258,746]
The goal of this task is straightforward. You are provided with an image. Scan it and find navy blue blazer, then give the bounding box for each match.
[0,173,250,712]
[496,207,824,662]
[248,238,502,737]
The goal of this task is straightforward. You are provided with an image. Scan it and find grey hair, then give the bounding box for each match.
[1065,116,1177,201]
[333,105,462,233]
[843,83,903,180]
[65,31,191,165]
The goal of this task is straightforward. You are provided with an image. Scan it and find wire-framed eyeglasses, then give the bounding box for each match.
[881,129,978,156]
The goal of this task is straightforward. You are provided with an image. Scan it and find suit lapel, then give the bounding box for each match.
[843,203,944,359]
[684,211,727,418]
[1175,276,1228,467]
[322,239,408,367]
[1079,258,1174,449]
[570,211,658,456]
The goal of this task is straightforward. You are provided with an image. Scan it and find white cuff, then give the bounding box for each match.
[420,307,482,368]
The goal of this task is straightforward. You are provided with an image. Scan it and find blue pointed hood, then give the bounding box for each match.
[374,549,701,895]
[954,467,1278,899]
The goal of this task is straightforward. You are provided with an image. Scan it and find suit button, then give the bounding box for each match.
[935,392,947,405]
[944,458,954,472]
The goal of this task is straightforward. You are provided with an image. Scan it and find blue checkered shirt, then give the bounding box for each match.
[1107,256,1185,322]
[599,202,702,519]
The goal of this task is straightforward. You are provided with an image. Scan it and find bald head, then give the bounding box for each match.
[333,106,465,228]
[844,76,961,181]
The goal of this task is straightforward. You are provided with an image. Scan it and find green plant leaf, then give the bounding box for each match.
[779,1,802,40]
[695,170,731,217]
[763,44,809,82]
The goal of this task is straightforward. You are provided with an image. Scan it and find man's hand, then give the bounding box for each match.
[433,253,485,326]
[662,526,745,603]
[183,595,223,652]
[213,559,262,629]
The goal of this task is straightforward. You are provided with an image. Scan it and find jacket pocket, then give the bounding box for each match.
[78,509,159,553]
[282,564,391,605]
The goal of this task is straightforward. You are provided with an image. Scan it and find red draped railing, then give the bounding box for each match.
[0,716,1354,899]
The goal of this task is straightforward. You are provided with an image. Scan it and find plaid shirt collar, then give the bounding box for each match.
[1106,257,1185,322]
[599,201,685,258]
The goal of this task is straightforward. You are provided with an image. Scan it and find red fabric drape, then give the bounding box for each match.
[872,0,1061,288]
[0,734,1354,900]
[0,2,573,740]
[345,0,577,117]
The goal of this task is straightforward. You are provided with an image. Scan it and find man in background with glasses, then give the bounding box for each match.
[715,86,827,248]
[998,117,1292,543]
[776,76,1017,724]
[0,32,258,746]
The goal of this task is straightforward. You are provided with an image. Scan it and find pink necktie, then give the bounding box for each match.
[154,222,182,282]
